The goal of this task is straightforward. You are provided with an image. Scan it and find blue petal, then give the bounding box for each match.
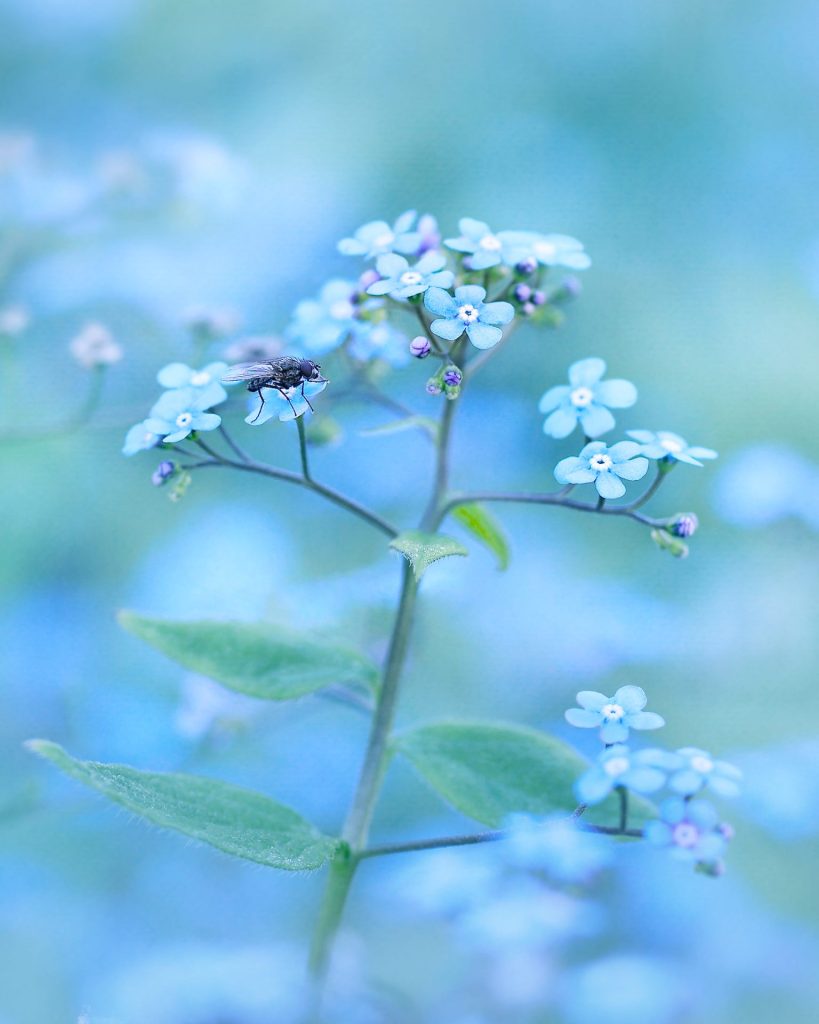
[576,690,608,711]
[366,279,397,296]
[157,362,192,388]
[575,769,614,805]
[626,711,664,731]
[687,800,719,831]
[424,287,458,317]
[455,284,487,305]
[467,248,502,270]
[708,775,741,798]
[600,721,628,743]
[626,430,656,444]
[611,458,649,481]
[539,385,570,413]
[427,270,454,290]
[415,251,446,274]
[595,471,626,499]
[579,440,607,457]
[579,404,616,439]
[595,378,637,408]
[554,456,585,483]
[670,770,704,796]
[393,209,417,233]
[544,407,579,439]
[621,766,666,794]
[687,446,718,461]
[480,301,515,326]
[430,317,465,341]
[458,217,490,240]
[466,322,502,349]
[644,821,672,847]
[376,253,408,277]
[443,236,476,254]
[191,412,221,432]
[613,685,646,712]
[569,357,606,387]
[565,708,602,728]
[337,238,366,255]
[608,441,643,462]
[393,232,421,254]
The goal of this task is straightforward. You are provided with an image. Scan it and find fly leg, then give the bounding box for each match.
[300,381,315,413]
[278,387,299,418]
[249,388,266,423]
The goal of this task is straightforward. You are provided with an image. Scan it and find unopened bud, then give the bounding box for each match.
[151,460,176,487]
[443,365,462,387]
[410,336,431,358]
[670,513,699,538]
[426,378,443,396]
[531,289,547,307]
[651,528,689,559]
[513,284,532,303]
[515,257,537,276]
[522,301,536,317]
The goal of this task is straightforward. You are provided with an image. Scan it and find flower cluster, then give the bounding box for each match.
[565,686,740,874]
[123,360,229,455]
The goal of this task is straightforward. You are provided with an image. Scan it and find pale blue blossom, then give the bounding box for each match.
[627,429,718,467]
[348,321,410,367]
[503,814,612,882]
[366,251,453,299]
[246,380,327,425]
[555,441,649,499]
[644,797,727,865]
[144,388,221,442]
[123,420,163,456]
[574,744,677,805]
[565,685,664,743]
[444,218,521,270]
[286,280,359,355]
[540,357,637,438]
[497,231,591,270]
[668,747,742,798]
[157,361,229,408]
[424,284,514,350]
[338,210,420,259]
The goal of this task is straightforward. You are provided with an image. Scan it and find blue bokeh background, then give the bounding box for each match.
[2,1,818,1021]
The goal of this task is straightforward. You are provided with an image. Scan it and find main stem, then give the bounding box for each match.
[308,396,457,984]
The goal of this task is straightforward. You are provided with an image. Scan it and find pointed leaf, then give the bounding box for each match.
[394,720,654,828]
[118,612,379,699]
[451,503,510,570]
[389,530,468,580]
[27,740,340,870]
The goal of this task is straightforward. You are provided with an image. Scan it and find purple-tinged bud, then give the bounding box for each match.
[443,366,462,387]
[151,460,176,487]
[696,858,726,878]
[426,378,443,396]
[410,336,431,359]
[515,257,537,276]
[359,269,381,292]
[670,513,699,539]
[717,823,735,842]
[532,289,547,307]
[513,284,532,303]
[522,301,536,317]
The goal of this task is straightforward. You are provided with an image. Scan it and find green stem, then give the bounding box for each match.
[307,850,356,978]
[618,786,629,833]
[439,489,673,530]
[296,416,312,480]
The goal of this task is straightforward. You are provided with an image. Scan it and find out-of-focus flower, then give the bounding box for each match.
[498,231,591,270]
[627,429,718,467]
[157,361,228,408]
[574,744,676,805]
[246,380,327,425]
[444,217,521,269]
[182,305,241,338]
[561,955,686,1024]
[668,748,742,798]
[123,420,163,456]
[0,304,29,336]
[151,460,177,487]
[555,441,649,499]
[540,357,637,439]
[394,847,500,915]
[713,444,819,530]
[222,334,283,363]
[502,814,612,882]
[425,285,514,350]
[286,280,358,355]
[338,210,420,259]
[416,213,440,254]
[145,388,221,442]
[644,797,727,866]
[69,322,123,369]
[366,251,454,299]
[565,685,664,743]
[347,321,409,367]
[734,739,819,838]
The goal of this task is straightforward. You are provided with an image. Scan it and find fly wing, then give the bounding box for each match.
[221,362,274,382]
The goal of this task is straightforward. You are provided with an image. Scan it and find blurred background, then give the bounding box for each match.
[1,1,818,1021]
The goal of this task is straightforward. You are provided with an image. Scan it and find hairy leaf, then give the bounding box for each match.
[394,720,653,828]
[389,531,468,580]
[118,612,379,699]
[27,741,339,870]
[451,503,510,570]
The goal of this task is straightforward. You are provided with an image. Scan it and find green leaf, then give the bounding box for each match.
[359,415,438,442]
[27,740,339,870]
[389,530,468,580]
[118,612,379,700]
[451,503,510,570]
[394,720,654,829]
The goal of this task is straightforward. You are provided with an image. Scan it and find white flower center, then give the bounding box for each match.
[590,454,613,472]
[672,823,700,849]
[329,300,354,320]
[478,233,502,251]
[190,370,211,386]
[603,756,630,778]
[534,240,557,262]
[457,303,480,324]
[661,437,684,454]
[400,271,424,286]
[372,230,395,249]
[175,412,193,428]
[690,755,714,774]
[570,386,594,408]
[601,703,624,721]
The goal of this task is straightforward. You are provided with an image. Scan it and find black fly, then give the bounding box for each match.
[222,356,328,422]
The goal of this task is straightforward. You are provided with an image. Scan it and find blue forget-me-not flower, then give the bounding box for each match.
[574,744,676,805]
[444,218,522,269]
[540,357,637,439]
[123,420,163,456]
[144,387,222,442]
[565,685,664,743]
[668,747,742,798]
[348,321,410,367]
[497,231,591,270]
[502,813,612,883]
[555,441,649,499]
[424,285,514,350]
[644,797,727,865]
[366,251,454,299]
[246,380,328,426]
[338,210,420,259]
[627,429,718,467]
[157,361,229,408]
[286,280,359,355]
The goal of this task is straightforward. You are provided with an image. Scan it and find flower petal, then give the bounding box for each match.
[595,378,637,408]
[455,284,487,305]
[613,685,647,712]
[622,766,666,794]
[565,708,602,728]
[424,287,458,317]
[576,690,608,710]
[669,770,704,796]
[466,322,502,349]
[595,471,626,499]
[600,721,629,743]
[574,769,614,805]
[579,404,616,439]
[611,457,649,481]
[569,357,606,388]
[544,406,579,439]
[157,362,192,388]
[538,385,570,413]
[480,301,515,326]
[626,711,665,731]
[430,317,465,341]
[375,253,407,277]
